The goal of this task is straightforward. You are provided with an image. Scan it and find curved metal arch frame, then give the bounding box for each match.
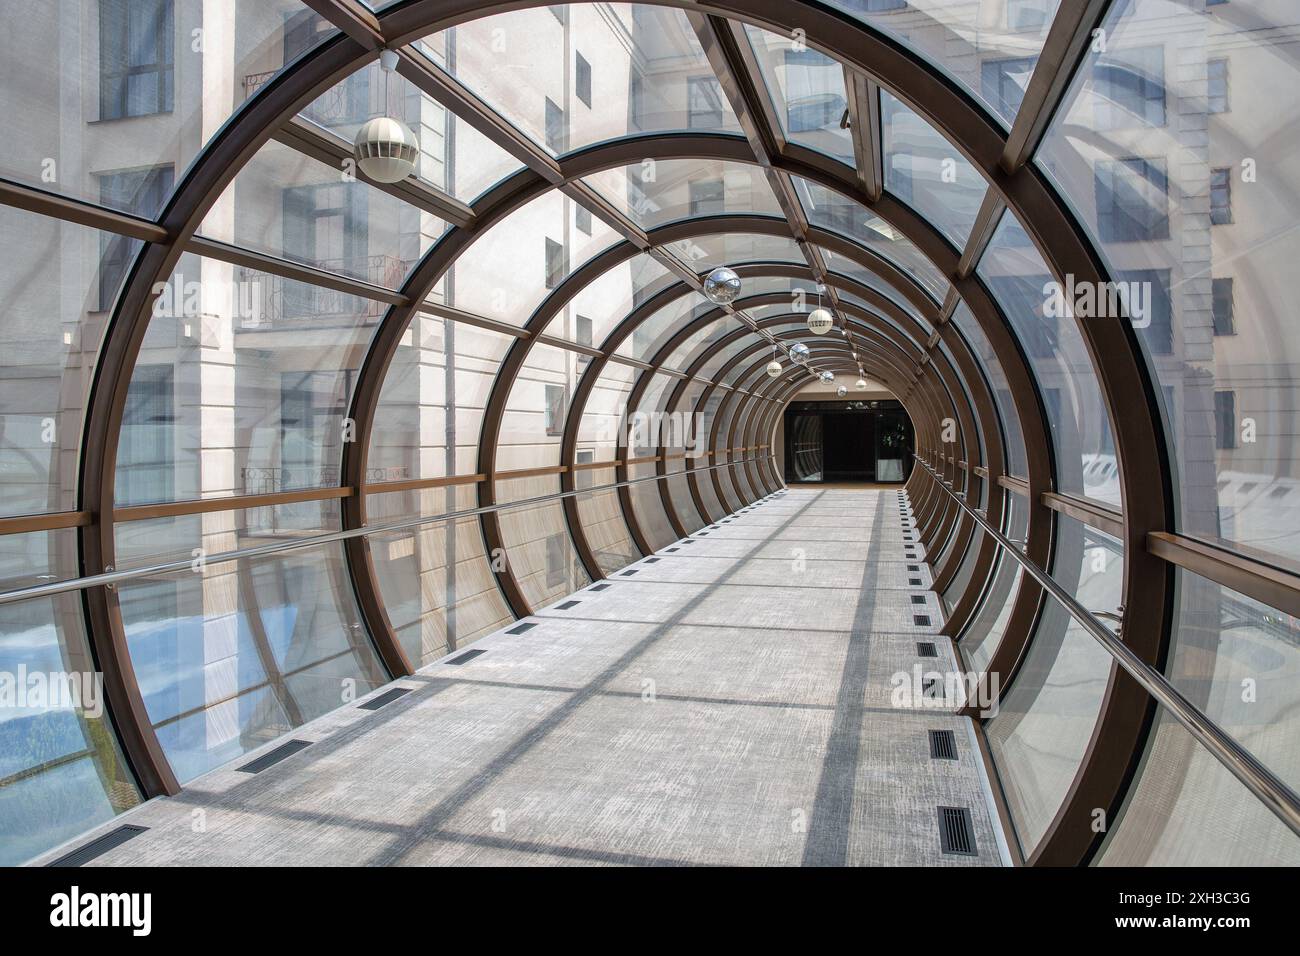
[63,0,1173,866]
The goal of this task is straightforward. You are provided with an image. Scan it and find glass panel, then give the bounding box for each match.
[583,159,781,231]
[824,244,944,309]
[0,206,128,516]
[0,531,140,866]
[577,465,642,574]
[369,320,516,482]
[951,302,1027,477]
[495,342,582,471]
[114,255,380,506]
[117,543,387,783]
[666,230,807,270]
[978,213,1118,506]
[1165,570,1299,792]
[198,139,439,287]
[297,62,521,203]
[115,501,342,569]
[0,0,330,215]
[825,0,1062,127]
[418,5,740,157]
[544,252,672,345]
[494,475,591,608]
[1036,0,1300,562]
[1099,709,1300,866]
[985,517,1123,855]
[743,26,855,166]
[881,91,987,249]
[442,190,622,326]
[368,483,513,669]
[626,460,677,551]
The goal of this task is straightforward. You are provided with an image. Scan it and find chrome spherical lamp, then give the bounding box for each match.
[702,266,741,305]
[789,342,810,365]
[836,385,848,398]
[818,370,835,385]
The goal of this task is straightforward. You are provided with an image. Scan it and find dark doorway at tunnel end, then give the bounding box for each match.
[784,400,914,484]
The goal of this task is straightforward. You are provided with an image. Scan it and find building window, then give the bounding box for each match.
[689,179,725,217]
[1212,277,1235,335]
[1215,390,1236,450]
[98,166,174,308]
[119,364,175,505]
[544,238,568,289]
[1119,268,1172,355]
[1210,167,1233,224]
[545,97,567,152]
[544,383,566,437]
[575,449,594,490]
[981,56,1037,125]
[1207,58,1229,113]
[1094,158,1170,242]
[575,314,594,349]
[687,76,725,129]
[548,6,568,25]
[100,0,174,120]
[1007,0,1053,30]
[575,53,592,108]
[282,182,369,317]
[1093,46,1166,129]
[575,204,592,235]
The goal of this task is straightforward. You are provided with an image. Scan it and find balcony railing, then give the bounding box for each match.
[237,255,412,330]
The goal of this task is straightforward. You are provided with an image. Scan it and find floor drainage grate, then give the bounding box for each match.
[938,806,978,856]
[621,569,638,575]
[909,578,922,586]
[917,641,938,658]
[922,677,941,697]
[48,825,148,867]
[588,583,611,592]
[358,687,412,711]
[914,614,932,627]
[929,729,959,760]
[911,595,926,605]
[446,649,488,664]
[555,600,581,610]
[644,557,660,563]
[237,739,312,774]
[506,622,536,635]
[908,564,920,571]
[665,547,680,553]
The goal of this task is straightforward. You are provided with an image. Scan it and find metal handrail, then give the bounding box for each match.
[0,458,769,608]
[915,455,1300,839]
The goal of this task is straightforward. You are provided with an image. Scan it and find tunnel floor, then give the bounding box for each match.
[43,488,1007,867]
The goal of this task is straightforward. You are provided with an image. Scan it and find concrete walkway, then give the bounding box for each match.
[43,487,1007,866]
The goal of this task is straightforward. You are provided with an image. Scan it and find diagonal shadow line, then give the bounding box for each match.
[800,489,888,866]
[364,489,828,865]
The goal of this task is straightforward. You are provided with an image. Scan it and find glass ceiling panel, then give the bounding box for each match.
[198,140,443,289]
[1035,0,1300,564]
[417,5,741,158]
[617,290,710,363]
[438,190,623,326]
[824,0,1062,128]
[662,314,749,373]
[881,91,987,249]
[823,248,940,311]
[543,252,672,344]
[950,301,1026,478]
[296,63,522,203]
[582,160,782,232]
[667,230,807,270]
[696,335,766,382]
[0,0,332,218]
[743,26,855,167]
[978,212,1118,506]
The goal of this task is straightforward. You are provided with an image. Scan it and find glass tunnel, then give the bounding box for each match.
[0,0,1297,870]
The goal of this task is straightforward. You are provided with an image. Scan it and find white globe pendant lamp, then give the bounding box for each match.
[354,51,420,184]
[855,377,868,391]
[807,307,833,335]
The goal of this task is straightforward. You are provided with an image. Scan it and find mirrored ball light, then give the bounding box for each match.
[766,360,782,378]
[818,370,835,385]
[807,308,833,335]
[702,266,741,305]
[354,116,420,184]
[789,342,810,364]
[836,385,848,397]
